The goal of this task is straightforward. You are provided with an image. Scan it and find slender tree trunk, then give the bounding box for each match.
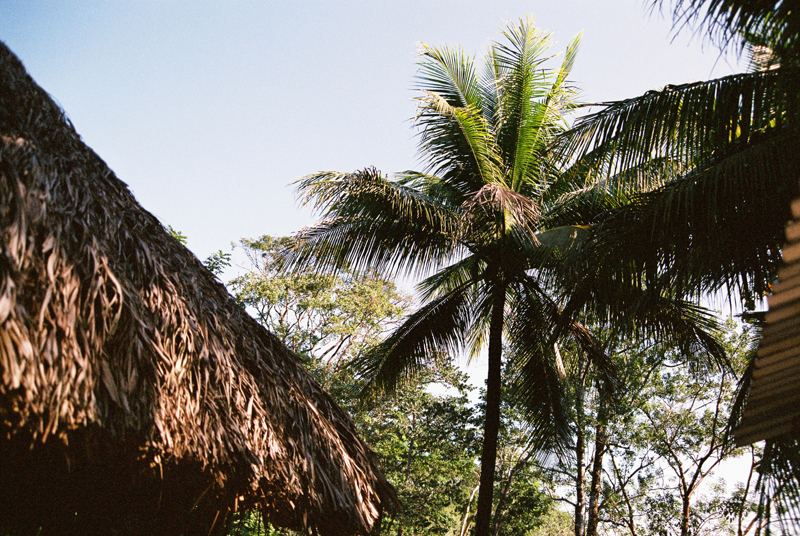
[404,411,416,485]
[586,388,609,536]
[680,495,691,536]
[474,283,506,536]
[491,452,530,536]
[460,484,481,536]
[574,378,586,536]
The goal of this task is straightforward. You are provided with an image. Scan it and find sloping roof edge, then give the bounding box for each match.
[0,41,397,535]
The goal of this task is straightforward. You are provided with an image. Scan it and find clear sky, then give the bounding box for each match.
[1,1,743,266]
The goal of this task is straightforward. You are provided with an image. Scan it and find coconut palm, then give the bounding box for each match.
[558,0,799,306]
[285,17,728,536]
[557,1,800,531]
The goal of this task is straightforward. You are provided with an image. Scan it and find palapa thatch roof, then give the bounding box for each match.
[0,42,396,536]
[735,187,800,445]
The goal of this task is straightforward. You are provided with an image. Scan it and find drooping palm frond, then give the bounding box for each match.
[750,438,800,534]
[288,168,464,277]
[555,266,728,368]
[415,254,484,302]
[560,68,794,174]
[655,0,800,55]
[503,276,623,457]
[460,182,542,251]
[584,132,800,300]
[504,281,572,455]
[348,282,477,397]
[542,157,683,228]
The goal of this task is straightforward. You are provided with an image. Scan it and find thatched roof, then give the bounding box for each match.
[0,42,396,535]
[735,190,800,445]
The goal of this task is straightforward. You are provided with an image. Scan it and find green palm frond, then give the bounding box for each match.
[560,68,794,174]
[416,254,483,302]
[288,168,464,276]
[503,281,573,454]
[394,170,463,206]
[516,30,581,173]
[543,157,682,227]
[415,45,504,194]
[584,133,800,299]
[416,43,482,109]
[416,92,502,192]
[655,0,800,55]
[550,30,581,98]
[532,225,589,262]
[750,437,800,534]
[491,17,559,190]
[562,274,728,368]
[349,282,476,397]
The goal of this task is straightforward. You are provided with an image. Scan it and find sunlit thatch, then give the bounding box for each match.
[0,42,397,536]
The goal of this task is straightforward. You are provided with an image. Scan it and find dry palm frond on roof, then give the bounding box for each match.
[0,42,397,536]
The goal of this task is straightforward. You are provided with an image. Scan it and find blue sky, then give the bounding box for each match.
[1,1,743,266]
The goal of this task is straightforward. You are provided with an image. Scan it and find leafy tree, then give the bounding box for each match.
[204,249,232,275]
[164,225,231,275]
[228,236,562,536]
[284,18,585,536]
[485,365,560,536]
[360,363,481,536]
[540,320,757,536]
[230,235,409,389]
[166,224,188,245]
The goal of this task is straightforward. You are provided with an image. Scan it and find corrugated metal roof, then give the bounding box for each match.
[735,198,800,445]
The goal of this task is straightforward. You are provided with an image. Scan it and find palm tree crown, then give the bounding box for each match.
[286,17,724,536]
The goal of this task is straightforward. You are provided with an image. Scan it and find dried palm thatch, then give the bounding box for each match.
[0,42,397,536]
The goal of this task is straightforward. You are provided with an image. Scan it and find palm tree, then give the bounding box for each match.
[285,17,724,536]
[557,0,799,304]
[557,1,800,530]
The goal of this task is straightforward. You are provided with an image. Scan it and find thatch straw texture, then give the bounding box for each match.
[0,42,396,536]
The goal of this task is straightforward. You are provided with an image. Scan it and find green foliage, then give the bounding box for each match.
[203,249,232,276]
[542,319,758,536]
[224,512,281,536]
[164,225,231,276]
[359,364,481,536]
[224,235,561,536]
[527,509,573,536]
[284,16,732,536]
[166,224,188,245]
[229,235,409,388]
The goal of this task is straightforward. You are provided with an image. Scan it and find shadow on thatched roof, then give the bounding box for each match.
[0,42,397,536]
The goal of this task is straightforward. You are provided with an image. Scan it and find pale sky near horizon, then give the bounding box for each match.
[1,1,744,268]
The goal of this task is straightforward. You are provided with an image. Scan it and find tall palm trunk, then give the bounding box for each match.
[586,386,609,536]
[574,377,587,536]
[475,282,507,536]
